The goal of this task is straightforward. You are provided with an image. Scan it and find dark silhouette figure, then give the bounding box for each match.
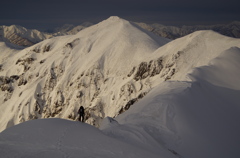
[78,106,85,122]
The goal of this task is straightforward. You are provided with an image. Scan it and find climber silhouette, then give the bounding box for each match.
[78,106,85,122]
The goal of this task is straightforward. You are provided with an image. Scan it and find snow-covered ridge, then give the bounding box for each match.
[0,17,240,133]
[116,47,240,158]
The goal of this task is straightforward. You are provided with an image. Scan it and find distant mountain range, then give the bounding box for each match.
[0,21,239,47]
[51,22,93,35]
[0,22,93,47]
[136,21,240,39]
[0,25,52,47]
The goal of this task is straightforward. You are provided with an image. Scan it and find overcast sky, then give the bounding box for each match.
[1,0,240,30]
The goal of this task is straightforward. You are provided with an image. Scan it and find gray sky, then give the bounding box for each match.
[1,0,239,30]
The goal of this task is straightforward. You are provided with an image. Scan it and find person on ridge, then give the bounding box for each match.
[78,106,85,122]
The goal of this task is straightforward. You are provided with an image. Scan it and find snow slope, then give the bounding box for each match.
[0,118,174,158]
[0,47,239,158]
[0,41,21,62]
[114,47,240,158]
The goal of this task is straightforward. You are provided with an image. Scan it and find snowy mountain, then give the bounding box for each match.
[0,16,170,130]
[0,25,52,47]
[136,21,240,39]
[0,46,240,158]
[0,16,240,135]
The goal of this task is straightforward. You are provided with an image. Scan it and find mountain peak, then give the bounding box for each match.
[100,16,127,25]
[107,16,122,21]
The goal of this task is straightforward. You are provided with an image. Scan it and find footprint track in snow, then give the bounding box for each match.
[56,123,76,158]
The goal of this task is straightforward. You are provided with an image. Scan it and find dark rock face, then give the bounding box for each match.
[0,76,19,101]
[134,62,148,81]
[134,58,163,81]
[118,92,147,115]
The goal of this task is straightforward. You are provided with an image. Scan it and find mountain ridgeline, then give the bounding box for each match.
[0,23,92,47]
[1,20,240,47]
[135,21,240,39]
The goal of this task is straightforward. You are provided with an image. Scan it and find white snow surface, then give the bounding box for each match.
[0,46,240,158]
[0,118,173,158]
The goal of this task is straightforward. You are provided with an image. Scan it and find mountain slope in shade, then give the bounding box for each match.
[0,47,239,158]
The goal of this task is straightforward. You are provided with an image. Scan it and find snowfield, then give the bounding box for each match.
[0,16,240,158]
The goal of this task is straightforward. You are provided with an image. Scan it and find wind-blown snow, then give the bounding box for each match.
[0,46,240,158]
